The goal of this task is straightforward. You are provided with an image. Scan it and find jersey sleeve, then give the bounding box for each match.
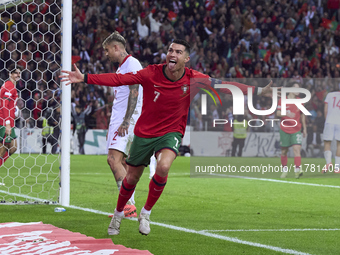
[217,80,257,95]
[129,58,143,72]
[87,67,148,87]
[190,71,256,95]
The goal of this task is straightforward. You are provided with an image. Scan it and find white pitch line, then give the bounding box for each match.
[1,177,332,255]
[210,173,340,189]
[69,172,190,176]
[168,172,191,176]
[67,205,310,255]
[202,228,340,232]
[0,192,311,255]
[0,190,46,202]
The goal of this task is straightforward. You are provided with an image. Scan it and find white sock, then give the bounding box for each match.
[141,207,151,215]
[129,190,135,205]
[282,166,288,172]
[335,156,340,170]
[149,155,156,177]
[114,208,124,217]
[324,150,332,164]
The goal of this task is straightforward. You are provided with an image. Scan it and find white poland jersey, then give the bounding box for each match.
[110,55,143,126]
[324,91,340,125]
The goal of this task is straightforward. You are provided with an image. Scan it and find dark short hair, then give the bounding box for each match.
[8,63,23,73]
[171,39,191,55]
[102,31,126,48]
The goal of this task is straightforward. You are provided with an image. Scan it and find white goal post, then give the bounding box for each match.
[60,0,71,206]
[0,0,71,205]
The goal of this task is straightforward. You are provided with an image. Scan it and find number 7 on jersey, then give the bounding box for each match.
[154,91,160,102]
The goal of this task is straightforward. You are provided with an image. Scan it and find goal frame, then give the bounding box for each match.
[60,0,72,206]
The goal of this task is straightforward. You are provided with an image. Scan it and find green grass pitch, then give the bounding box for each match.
[1,155,340,254]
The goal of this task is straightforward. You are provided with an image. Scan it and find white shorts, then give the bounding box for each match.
[323,123,340,141]
[106,122,135,156]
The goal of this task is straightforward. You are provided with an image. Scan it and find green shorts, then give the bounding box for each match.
[0,125,17,144]
[279,129,302,147]
[126,132,182,167]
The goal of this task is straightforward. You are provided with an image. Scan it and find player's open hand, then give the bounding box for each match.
[59,64,85,85]
[118,120,130,137]
[260,80,281,98]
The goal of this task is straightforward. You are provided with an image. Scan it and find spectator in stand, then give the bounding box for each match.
[71,102,92,154]
[148,11,162,34]
[137,13,149,40]
[95,105,109,130]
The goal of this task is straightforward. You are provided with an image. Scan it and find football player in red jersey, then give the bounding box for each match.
[0,64,22,168]
[61,39,275,236]
[277,82,307,179]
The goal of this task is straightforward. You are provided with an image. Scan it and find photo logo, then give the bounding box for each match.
[199,87,222,115]
[201,84,311,116]
[198,83,312,129]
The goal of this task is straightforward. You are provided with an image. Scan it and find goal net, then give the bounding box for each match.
[0,0,62,203]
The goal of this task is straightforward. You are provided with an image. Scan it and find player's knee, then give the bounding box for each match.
[292,146,301,156]
[107,156,112,166]
[156,162,171,176]
[125,172,140,185]
[293,150,301,157]
[107,156,118,168]
[281,151,288,156]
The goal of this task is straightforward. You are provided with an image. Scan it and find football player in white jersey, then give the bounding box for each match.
[322,90,340,173]
[102,32,156,217]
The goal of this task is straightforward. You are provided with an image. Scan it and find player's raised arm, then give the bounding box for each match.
[60,64,145,87]
[206,77,280,98]
[220,80,280,98]
[258,80,281,97]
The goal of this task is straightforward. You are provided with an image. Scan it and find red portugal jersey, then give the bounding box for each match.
[88,64,256,138]
[0,80,18,127]
[278,98,302,134]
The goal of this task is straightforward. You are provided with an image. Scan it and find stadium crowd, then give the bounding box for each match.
[1,0,340,152]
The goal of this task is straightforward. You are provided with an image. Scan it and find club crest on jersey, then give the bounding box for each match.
[181,84,188,95]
